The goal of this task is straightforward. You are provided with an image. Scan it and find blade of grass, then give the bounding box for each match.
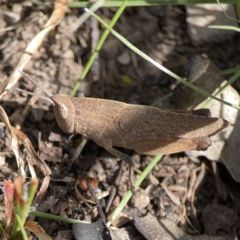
[0,224,5,239]
[151,92,173,107]
[28,211,90,224]
[26,179,38,212]
[10,178,38,240]
[86,8,240,111]
[208,25,240,32]
[152,66,240,106]
[107,154,162,226]
[17,179,38,232]
[221,66,240,75]
[71,0,128,97]
[235,0,240,20]
[14,214,28,240]
[69,0,106,33]
[68,0,235,8]
[216,0,240,23]
[203,70,240,108]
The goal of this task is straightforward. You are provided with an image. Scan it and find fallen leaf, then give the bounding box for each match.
[173,55,224,110]
[25,221,52,240]
[0,105,52,206]
[173,55,240,182]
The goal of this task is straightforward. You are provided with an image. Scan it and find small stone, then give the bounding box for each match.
[101,38,122,60]
[31,108,44,122]
[61,49,74,59]
[0,18,6,38]
[117,51,131,65]
[48,131,62,142]
[0,155,5,166]
[130,188,150,210]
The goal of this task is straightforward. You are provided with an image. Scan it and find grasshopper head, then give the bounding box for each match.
[52,94,75,134]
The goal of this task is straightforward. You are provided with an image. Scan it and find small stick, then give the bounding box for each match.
[105,160,125,214]
[67,136,88,170]
[86,176,106,223]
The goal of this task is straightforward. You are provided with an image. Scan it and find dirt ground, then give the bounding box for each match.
[0,2,240,240]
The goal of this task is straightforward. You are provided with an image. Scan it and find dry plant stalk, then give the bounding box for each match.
[0,105,52,206]
[0,0,68,97]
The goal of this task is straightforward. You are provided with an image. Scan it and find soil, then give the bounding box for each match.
[0,2,240,240]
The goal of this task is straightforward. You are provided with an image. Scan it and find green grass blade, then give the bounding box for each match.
[108,154,162,226]
[151,66,240,106]
[69,0,106,33]
[10,179,38,240]
[203,70,240,108]
[14,214,28,240]
[69,0,235,8]
[151,92,173,107]
[71,0,128,97]
[208,25,240,32]
[221,66,240,75]
[216,0,240,23]
[234,0,240,20]
[29,211,90,224]
[0,224,5,239]
[86,8,240,111]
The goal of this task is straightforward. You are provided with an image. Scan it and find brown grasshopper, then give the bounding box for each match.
[18,72,230,184]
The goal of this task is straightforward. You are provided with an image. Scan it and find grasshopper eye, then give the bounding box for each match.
[58,102,68,119]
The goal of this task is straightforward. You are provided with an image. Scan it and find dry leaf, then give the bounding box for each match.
[0,105,26,178]
[25,221,52,240]
[173,55,224,110]
[187,82,240,182]
[173,55,240,182]
[0,105,51,177]
[0,105,52,206]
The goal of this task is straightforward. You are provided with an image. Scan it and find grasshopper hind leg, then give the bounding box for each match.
[104,146,134,188]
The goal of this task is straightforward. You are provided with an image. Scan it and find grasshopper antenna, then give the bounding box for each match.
[17,71,55,105]
[18,71,53,98]
[16,88,55,105]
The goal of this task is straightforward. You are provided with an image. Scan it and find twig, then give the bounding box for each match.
[105,160,125,214]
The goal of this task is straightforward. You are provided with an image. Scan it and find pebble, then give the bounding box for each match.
[31,108,44,122]
[117,50,131,65]
[130,188,150,210]
[101,38,122,60]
